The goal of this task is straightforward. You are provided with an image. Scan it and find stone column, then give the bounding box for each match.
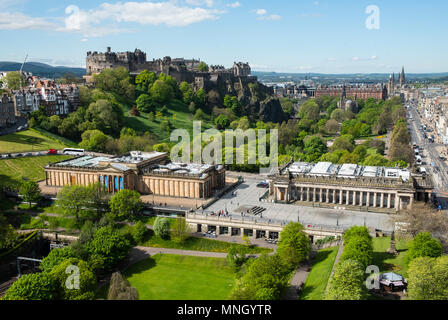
[240,228,245,237]
[394,195,399,210]
[308,187,312,202]
[409,196,414,208]
[360,192,364,206]
[228,227,232,236]
[326,189,330,203]
[313,188,317,202]
[380,193,385,208]
[346,191,350,205]
[373,193,377,208]
[252,229,257,239]
[352,191,357,206]
[339,190,343,205]
[387,194,392,209]
[320,188,323,203]
[333,189,337,204]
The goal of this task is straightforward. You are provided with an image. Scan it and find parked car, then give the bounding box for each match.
[23,152,32,157]
[47,149,58,155]
[257,181,269,188]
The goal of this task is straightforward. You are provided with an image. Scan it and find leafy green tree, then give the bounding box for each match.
[227,245,248,272]
[79,129,113,153]
[131,221,148,244]
[230,254,290,300]
[84,99,123,135]
[340,235,373,269]
[195,88,207,108]
[109,189,144,221]
[362,153,389,166]
[298,100,320,122]
[149,80,174,104]
[194,108,207,120]
[215,114,231,129]
[85,226,131,271]
[325,259,365,300]
[20,181,41,208]
[153,217,171,240]
[277,222,311,269]
[171,217,190,243]
[408,256,448,300]
[331,134,355,152]
[189,101,196,114]
[2,273,58,300]
[50,258,96,300]
[407,232,443,262]
[57,185,92,223]
[5,71,26,90]
[0,214,18,250]
[136,94,155,113]
[40,246,78,272]
[135,70,156,92]
[93,67,135,102]
[197,62,208,72]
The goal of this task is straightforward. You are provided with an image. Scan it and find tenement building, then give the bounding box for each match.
[270,161,433,211]
[315,84,388,100]
[44,151,226,199]
[0,94,16,128]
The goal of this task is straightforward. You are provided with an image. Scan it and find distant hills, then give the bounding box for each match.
[0,62,85,79]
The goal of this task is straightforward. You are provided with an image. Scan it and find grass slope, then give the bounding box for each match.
[372,236,410,278]
[0,129,69,153]
[300,246,338,300]
[122,100,214,142]
[0,155,71,188]
[117,254,235,300]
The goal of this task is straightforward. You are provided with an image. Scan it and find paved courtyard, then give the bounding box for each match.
[204,177,395,232]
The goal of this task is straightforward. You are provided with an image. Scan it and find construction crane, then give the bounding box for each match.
[19,54,28,74]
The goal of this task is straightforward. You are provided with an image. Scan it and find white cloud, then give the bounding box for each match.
[370,55,378,60]
[0,1,225,37]
[352,56,360,61]
[0,12,55,30]
[255,8,267,15]
[227,2,241,8]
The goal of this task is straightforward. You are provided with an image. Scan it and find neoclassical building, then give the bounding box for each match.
[44,151,226,199]
[269,162,433,211]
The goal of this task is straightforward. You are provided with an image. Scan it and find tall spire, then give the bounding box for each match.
[400,66,405,85]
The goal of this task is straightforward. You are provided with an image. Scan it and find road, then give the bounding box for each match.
[407,100,448,208]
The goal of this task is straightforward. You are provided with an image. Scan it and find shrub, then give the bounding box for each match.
[325,259,365,300]
[40,246,77,273]
[131,221,148,244]
[2,273,58,300]
[276,222,311,270]
[340,235,373,269]
[153,217,171,240]
[407,232,443,263]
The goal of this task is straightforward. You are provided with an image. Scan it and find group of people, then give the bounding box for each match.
[210,209,230,217]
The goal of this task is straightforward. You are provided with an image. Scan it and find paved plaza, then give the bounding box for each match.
[204,177,395,232]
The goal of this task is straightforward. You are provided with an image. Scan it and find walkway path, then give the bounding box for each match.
[284,257,313,300]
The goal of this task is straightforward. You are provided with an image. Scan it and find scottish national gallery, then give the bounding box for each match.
[44,151,226,199]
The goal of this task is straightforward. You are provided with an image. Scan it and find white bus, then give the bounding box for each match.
[62,148,85,156]
[416,155,422,165]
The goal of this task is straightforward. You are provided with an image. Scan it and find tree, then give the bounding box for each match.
[153,217,171,240]
[2,273,58,300]
[195,89,207,108]
[109,189,144,222]
[20,181,41,208]
[40,246,78,273]
[407,232,443,262]
[79,129,113,153]
[343,226,371,243]
[85,226,131,271]
[189,101,196,114]
[408,256,448,300]
[50,258,96,300]
[197,62,208,72]
[131,221,148,244]
[57,185,91,223]
[136,94,154,113]
[227,245,248,272]
[325,259,365,300]
[340,236,373,269]
[194,108,207,120]
[135,70,156,92]
[324,119,341,135]
[298,100,320,122]
[5,71,26,90]
[215,114,231,129]
[93,67,135,102]
[149,80,174,104]
[107,272,139,300]
[277,222,311,270]
[237,117,250,130]
[171,217,190,243]
[230,254,290,300]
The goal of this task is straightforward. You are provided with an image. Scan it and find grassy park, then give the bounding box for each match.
[0,129,69,153]
[0,155,72,188]
[372,236,410,278]
[300,246,339,300]
[99,254,236,300]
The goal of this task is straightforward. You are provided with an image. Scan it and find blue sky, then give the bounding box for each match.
[1,0,447,73]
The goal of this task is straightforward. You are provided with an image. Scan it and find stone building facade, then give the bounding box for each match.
[315,84,388,100]
[44,151,226,200]
[0,94,16,128]
[269,162,433,212]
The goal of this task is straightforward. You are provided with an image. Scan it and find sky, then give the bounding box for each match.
[0,0,447,74]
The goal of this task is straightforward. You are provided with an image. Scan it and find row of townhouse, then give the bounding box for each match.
[12,84,79,117]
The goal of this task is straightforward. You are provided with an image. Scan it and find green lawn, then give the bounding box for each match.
[0,155,72,188]
[123,100,214,142]
[300,246,339,300]
[141,229,272,254]
[0,129,69,153]
[372,236,410,278]
[100,254,236,300]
